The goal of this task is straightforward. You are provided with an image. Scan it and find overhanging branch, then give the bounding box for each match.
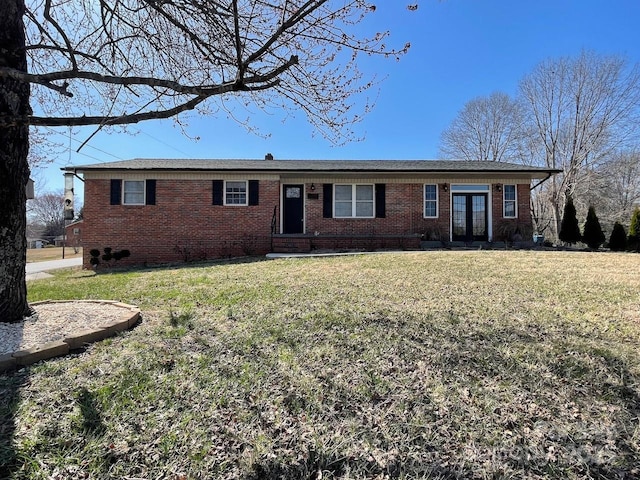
[2,95,209,127]
[0,54,298,96]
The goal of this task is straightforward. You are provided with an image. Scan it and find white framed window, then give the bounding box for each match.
[123,180,145,205]
[424,184,438,218]
[503,184,517,218]
[334,184,374,218]
[225,180,247,205]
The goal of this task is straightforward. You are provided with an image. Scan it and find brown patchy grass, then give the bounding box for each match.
[2,251,640,479]
[26,247,82,263]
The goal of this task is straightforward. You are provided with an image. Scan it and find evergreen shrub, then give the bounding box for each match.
[608,222,627,251]
[559,197,581,245]
[582,206,605,249]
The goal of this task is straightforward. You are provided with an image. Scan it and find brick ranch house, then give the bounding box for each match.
[64,158,558,268]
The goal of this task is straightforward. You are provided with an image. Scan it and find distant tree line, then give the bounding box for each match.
[439,51,640,242]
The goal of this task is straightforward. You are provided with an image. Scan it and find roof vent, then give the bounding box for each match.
[265,153,274,160]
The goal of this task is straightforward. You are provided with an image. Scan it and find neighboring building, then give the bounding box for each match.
[65,219,83,248]
[26,222,48,249]
[63,158,559,268]
[27,238,49,249]
[53,235,65,247]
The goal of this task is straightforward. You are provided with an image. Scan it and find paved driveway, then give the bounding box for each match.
[26,257,83,281]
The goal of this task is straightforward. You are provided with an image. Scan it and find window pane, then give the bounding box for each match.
[472,196,486,236]
[226,181,247,204]
[123,181,144,204]
[451,184,489,191]
[286,187,301,198]
[505,202,516,217]
[425,184,437,201]
[226,181,245,191]
[452,196,466,236]
[425,202,437,217]
[335,185,352,201]
[356,185,373,200]
[335,201,352,217]
[356,201,373,217]
[504,185,516,201]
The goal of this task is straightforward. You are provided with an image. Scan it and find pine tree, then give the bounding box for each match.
[559,197,581,245]
[582,206,605,249]
[609,222,627,251]
[628,207,640,252]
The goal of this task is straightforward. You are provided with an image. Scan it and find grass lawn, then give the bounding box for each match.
[2,251,640,479]
[26,247,82,263]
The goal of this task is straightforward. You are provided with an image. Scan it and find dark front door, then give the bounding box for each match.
[283,184,304,234]
[452,193,488,242]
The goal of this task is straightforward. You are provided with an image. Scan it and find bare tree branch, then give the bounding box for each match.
[439,92,525,163]
[25,95,208,127]
[520,51,640,239]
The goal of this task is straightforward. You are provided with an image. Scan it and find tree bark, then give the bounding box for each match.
[0,0,32,323]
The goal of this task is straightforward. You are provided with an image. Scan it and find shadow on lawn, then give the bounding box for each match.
[0,369,28,478]
[76,387,106,436]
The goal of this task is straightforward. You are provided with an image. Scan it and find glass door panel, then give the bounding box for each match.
[452,193,487,241]
[452,195,467,238]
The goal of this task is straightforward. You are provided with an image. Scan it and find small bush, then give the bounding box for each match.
[582,206,605,249]
[609,222,627,251]
[113,250,128,261]
[494,221,533,244]
[90,247,131,268]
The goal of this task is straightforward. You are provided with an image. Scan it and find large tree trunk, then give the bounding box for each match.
[0,0,32,323]
[548,176,563,242]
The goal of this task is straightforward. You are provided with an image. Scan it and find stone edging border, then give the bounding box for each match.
[0,300,141,374]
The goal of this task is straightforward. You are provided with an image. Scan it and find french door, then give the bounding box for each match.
[452,193,488,242]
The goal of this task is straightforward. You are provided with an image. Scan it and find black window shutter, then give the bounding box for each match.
[110,179,121,205]
[145,180,156,205]
[212,180,224,205]
[323,183,333,218]
[248,180,259,205]
[375,183,386,218]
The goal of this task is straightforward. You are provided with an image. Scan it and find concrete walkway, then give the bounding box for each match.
[26,257,83,281]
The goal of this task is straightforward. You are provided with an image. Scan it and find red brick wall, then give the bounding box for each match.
[491,183,533,241]
[83,178,279,268]
[306,183,451,240]
[83,178,534,267]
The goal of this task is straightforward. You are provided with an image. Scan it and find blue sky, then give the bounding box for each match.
[36,0,640,198]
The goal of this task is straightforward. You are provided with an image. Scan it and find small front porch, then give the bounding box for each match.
[271,234,423,254]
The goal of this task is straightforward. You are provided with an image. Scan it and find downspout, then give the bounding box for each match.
[530,172,553,191]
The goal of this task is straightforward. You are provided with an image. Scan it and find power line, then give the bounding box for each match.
[139,129,192,157]
[42,126,122,161]
[42,125,195,161]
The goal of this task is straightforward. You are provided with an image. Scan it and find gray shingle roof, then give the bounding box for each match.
[64,158,560,175]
